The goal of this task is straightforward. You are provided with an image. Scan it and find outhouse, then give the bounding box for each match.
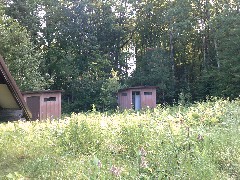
[0,56,32,121]
[117,86,157,110]
[22,90,63,120]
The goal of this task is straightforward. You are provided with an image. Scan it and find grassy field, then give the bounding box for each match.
[0,98,240,179]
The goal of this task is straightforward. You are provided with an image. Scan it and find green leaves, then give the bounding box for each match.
[212,12,240,97]
[1,99,240,178]
[99,69,121,110]
[1,0,240,110]
[0,12,47,90]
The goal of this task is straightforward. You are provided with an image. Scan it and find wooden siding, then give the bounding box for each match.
[118,86,157,110]
[118,89,132,109]
[22,91,62,120]
[26,96,40,120]
[140,88,156,109]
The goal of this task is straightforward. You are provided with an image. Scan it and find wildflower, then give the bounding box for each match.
[98,160,102,168]
[93,156,102,169]
[140,156,148,168]
[110,165,121,176]
[139,147,147,157]
[197,134,204,141]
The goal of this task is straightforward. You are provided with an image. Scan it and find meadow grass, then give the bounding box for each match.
[0,98,240,179]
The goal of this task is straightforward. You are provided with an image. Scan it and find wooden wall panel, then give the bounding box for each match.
[118,87,157,110]
[22,91,62,120]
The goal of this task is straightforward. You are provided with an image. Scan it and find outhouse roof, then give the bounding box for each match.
[118,86,158,92]
[22,90,64,95]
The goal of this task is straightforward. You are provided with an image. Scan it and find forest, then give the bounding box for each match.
[0,0,239,113]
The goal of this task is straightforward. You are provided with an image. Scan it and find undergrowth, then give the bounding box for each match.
[0,98,239,179]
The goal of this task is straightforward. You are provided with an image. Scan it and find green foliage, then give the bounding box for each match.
[0,10,47,90]
[178,90,192,106]
[99,69,121,110]
[1,0,240,109]
[130,48,175,102]
[56,117,103,155]
[0,99,240,179]
[213,13,240,98]
[3,0,42,42]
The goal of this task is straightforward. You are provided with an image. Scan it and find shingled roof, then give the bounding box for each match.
[0,55,32,120]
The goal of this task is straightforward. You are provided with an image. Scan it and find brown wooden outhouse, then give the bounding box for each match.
[0,56,32,121]
[117,86,157,110]
[22,90,62,120]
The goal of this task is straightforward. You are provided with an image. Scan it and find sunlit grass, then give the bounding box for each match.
[0,98,239,179]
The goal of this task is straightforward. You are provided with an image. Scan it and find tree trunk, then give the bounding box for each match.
[169,29,174,72]
[169,28,175,93]
[214,37,220,68]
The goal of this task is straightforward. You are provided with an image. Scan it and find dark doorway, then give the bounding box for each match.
[26,96,40,120]
[132,91,141,110]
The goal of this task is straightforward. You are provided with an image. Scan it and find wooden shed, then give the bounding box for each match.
[117,86,157,110]
[0,56,32,121]
[22,90,63,120]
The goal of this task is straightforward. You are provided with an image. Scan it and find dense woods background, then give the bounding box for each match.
[0,0,239,113]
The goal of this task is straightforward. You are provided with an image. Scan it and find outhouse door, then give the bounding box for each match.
[26,96,40,120]
[132,91,141,110]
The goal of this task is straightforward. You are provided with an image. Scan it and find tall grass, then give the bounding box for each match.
[0,98,239,179]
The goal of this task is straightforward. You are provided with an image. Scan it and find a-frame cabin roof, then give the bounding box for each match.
[0,55,32,120]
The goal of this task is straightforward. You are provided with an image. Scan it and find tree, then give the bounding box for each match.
[212,12,240,97]
[38,0,133,112]
[0,8,47,90]
[129,48,174,103]
[3,0,42,44]
[2,0,240,111]
[99,69,121,110]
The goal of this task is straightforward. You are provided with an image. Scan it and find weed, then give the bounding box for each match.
[0,98,239,179]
